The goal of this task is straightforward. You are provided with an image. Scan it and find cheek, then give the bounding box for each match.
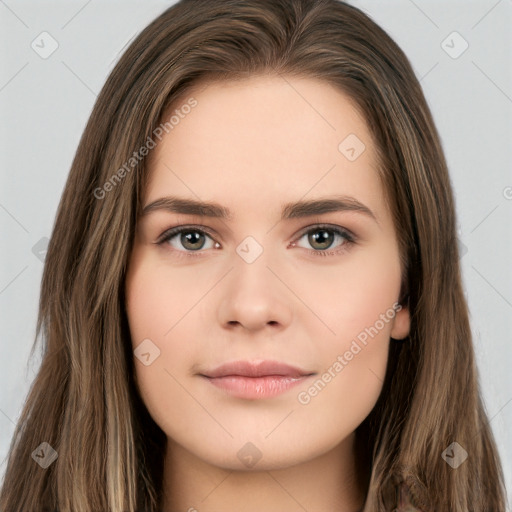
[294,277,396,440]
[291,242,400,422]
[289,239,402,347]
[125,265,194,440]
[125,253,197,348]
[125,253,206,429]
[296,341,388,446]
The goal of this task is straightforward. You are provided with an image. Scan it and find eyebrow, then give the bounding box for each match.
[141,195,378,224]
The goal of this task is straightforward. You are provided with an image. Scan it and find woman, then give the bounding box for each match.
[0,0,506,510]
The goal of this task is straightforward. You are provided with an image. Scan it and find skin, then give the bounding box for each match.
[124,75,410,512]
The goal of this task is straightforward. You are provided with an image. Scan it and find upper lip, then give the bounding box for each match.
[200,360,314,378]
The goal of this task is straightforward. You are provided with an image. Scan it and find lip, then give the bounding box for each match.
[201,360,313,378]
[199,360,315,400]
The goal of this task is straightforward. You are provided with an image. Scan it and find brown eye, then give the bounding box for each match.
[294,225,355,254]
[307,228,336,250]
[157,226,217,254]
[178,230,207,251]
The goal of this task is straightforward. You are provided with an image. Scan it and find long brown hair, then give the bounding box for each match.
[0,0,506,510]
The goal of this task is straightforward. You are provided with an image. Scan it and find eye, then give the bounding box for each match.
[155,223,356,258]
[291,224,355,256]
[156,225,218,257]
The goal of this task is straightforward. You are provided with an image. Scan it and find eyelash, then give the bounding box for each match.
[155,223,356,259]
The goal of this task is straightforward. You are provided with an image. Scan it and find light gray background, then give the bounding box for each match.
[1,0,511,507]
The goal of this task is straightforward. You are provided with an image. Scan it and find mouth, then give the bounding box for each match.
[198,360,316,400]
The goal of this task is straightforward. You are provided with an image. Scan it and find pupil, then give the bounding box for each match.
[182,231,204,250]
[309,229,333,250]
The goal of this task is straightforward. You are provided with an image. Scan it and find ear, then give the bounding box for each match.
[390,303,410,340]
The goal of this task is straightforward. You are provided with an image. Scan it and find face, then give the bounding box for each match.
[124,75,410,471]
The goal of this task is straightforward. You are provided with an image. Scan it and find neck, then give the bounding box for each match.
[161,431,367,512]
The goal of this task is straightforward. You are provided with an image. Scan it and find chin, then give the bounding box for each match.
[179,434,328,472]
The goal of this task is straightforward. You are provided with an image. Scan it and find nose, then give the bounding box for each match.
[216,256,293,333]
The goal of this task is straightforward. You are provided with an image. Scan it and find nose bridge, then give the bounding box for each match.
[216,232,293,330]
[235,234,267,266]
[232,233,277,299]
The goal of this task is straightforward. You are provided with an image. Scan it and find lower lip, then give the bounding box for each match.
[202,375,312,399]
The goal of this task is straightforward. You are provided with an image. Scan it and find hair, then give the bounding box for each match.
[0,0,507,510]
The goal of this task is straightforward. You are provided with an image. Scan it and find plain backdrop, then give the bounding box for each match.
[1,0,511,507]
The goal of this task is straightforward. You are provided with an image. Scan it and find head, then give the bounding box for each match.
[125,73,412,503]
[0,1,506,511]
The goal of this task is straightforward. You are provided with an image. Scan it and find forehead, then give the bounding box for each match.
[144,75,385,223]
